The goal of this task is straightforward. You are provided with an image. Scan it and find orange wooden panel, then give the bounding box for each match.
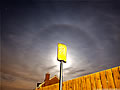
[94,72,102,90]
[52,84,56,90]
[68,80,72,90]
[53,84,56,90]
[45,86,48,90]
[46,86,49,90]
[42,87,45,90]
[52,84,55,90]
[41,87,43,90]
[106,69,115,89]
[75,78,79,90]
[62,82,65,90]
[99,70,108,89]
[44,86,47,90]
[90,74,96,90]
[78,77,82,90]
[63,82,66,90]
[55,83,59,90]
[48,86,50,90]
[72,79,75,90]
[112,67,120,89]
[49,85,53,90]
[65,81,69,90]
[85,75,91,90]
[72,78,78,90]
[81,76,86,90]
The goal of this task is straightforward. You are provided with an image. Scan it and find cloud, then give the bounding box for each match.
[1,68,40,82]
[63,67,72,71]
[1,73,16,82]
[66,69,86,75]
[1,86,31,90]
[74,71,94,78]
[45,65,57,70]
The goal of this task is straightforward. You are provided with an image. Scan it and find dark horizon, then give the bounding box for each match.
[1,0,120,90]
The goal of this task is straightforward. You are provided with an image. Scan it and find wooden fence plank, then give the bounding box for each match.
[85,75,91,90]
[63,82,66,90]
[72,79,75,90]
[43,87,46,90]
[49,85,53,90]
[75,78,79,90]
[45,86,48,90]
[78,77,82,90]
[48,85,53,90]
[66,81,69,90]
[53,84,56,90]
[46,86,49,90]
[62,82,65,90]
[42,87,45,90]
[112,67,120,89]
[100,70,108,89]
[47,86,50,90]
[81,76,86,90]
[90,74,96,90]
[105,69,115,89]
[55,83,59,90]
[44,86,47,90]
[94,72,102,90]
[68,80,72,90]
[71,78,78,90]
[52,84,55,90]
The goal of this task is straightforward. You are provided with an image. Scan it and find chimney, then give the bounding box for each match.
[44,72,50,82]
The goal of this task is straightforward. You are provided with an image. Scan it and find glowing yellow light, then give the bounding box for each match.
[57,43,67,63]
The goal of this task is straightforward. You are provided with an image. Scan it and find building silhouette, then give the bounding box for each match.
[37,72,59,89]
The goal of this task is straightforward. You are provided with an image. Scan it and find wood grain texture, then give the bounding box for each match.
[81,76,86,90]
[68,80,72,90]
[62,81,66,90]
[78,77,82,90]
[85,75,91,90]
[106,69,115,89]
[90,74,96,90]
[100,70,108,89]
[72,79,75,90]
[94,72,102,90]
[75,78,79,90]
[112,67,120,89]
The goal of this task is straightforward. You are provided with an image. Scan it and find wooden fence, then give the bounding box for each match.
[37,66,120,90]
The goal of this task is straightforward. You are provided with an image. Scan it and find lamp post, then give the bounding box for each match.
[57,43,67,90]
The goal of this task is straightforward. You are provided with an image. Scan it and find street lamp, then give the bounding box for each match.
[57,43,67,90]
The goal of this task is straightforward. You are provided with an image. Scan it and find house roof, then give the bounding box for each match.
[37,75,59,88]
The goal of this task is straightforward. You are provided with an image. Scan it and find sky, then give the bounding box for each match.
[1,0,120,90]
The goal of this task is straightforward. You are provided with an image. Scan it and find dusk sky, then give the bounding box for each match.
[1,0,120,90]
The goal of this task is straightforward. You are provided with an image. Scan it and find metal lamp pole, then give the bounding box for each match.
[59,61,63,90]
[57,43,67,90]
